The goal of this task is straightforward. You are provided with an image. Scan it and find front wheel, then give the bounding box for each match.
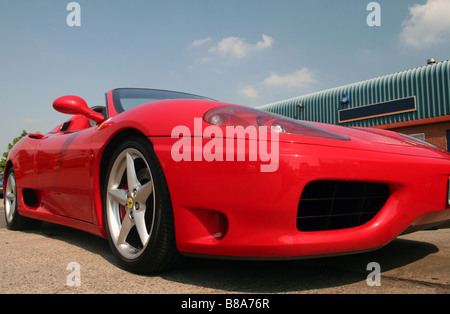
[103,137,181,273]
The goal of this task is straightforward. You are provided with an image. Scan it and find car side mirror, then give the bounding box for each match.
[53,95,105,124]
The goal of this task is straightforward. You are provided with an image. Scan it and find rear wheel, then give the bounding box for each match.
[103,137,181,273]
[4,168,41,230]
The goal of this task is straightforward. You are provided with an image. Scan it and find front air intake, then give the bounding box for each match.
[297,181,390,232]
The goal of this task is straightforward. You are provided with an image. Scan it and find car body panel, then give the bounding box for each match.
[35,129,94,222]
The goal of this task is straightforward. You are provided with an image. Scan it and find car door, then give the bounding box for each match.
[34,115,95,223]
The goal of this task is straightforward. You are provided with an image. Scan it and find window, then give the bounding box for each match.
[407,133,425,141]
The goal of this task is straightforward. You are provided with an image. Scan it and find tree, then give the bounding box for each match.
[0,130,29,173]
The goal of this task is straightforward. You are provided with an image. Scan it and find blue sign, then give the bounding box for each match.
[341,94,350,105]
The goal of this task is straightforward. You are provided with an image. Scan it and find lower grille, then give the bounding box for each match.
[297,181,390,232]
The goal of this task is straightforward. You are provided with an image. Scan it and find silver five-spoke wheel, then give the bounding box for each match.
[106,148,156,259]
[103,137,180,273]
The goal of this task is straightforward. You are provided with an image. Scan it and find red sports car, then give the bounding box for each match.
[3,88,450,273]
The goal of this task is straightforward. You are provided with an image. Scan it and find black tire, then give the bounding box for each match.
[4,168,41,230]
[103,137,181,273]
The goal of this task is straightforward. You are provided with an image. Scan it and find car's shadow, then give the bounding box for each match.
[24,221,440,293]
[162,239,438,293]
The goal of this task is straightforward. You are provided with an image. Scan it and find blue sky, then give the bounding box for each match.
[1,0,450,154]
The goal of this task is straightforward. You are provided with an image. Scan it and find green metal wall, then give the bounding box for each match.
[259,59,450,127]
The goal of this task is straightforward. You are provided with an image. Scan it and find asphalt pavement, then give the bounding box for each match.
[0,203,449,294]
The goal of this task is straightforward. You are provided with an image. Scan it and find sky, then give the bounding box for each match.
[1,0,450,154]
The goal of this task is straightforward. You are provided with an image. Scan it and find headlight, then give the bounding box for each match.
[204,106,349,141]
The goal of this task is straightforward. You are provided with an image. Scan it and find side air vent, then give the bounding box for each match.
[22,189,40,208]
[297,181,390,232]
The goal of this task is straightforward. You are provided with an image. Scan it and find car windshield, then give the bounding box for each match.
[112,88,214,113]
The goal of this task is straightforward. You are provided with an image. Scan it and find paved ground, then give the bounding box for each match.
[0,203,449,294]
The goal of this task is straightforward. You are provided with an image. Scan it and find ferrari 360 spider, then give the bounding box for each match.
[3,88,450,273]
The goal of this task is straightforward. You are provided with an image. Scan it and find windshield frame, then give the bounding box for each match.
[111,88,215,114]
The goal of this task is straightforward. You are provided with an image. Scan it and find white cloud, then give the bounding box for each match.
[400,0,450,48]
[238,67,317,101]
[190,37,212,48]
[209,34,274,59]
[255,34,275,50]
[239,86,259,98]
[264,68,316,88]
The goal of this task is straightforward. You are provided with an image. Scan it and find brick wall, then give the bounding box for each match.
[387,121,450,151]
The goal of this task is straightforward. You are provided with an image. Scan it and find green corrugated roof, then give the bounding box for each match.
[259,59,450,127]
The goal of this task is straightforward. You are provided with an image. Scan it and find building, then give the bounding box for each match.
[259,59,450,151]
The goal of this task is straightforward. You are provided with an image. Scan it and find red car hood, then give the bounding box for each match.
[305,121,450,160]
